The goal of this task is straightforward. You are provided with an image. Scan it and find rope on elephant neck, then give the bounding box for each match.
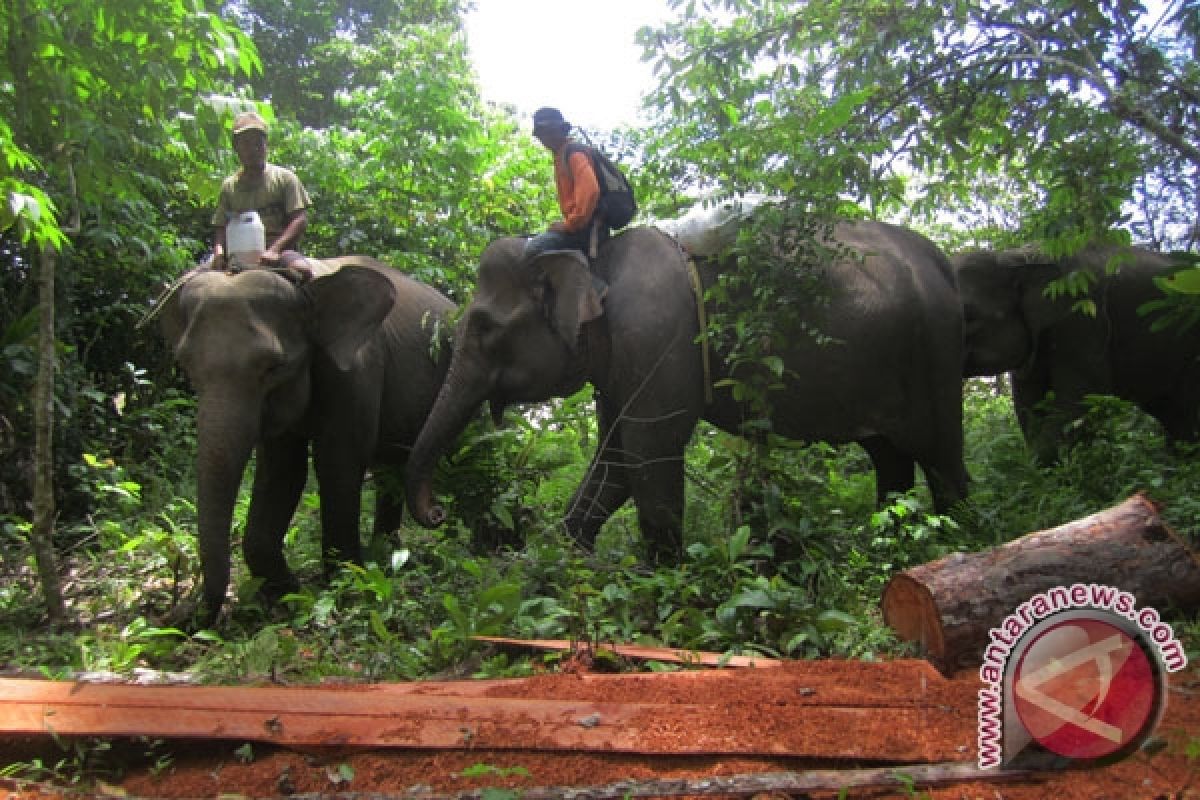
[684,254,714,405]
[136,264,305,330]
[136,269,198,330]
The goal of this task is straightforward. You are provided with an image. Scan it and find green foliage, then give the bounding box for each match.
[704,201,842,429]
[1,0,259,249]
[1143,251,1200,334]
[638,0,1199,251]
[0,737,117,787]
[272,20,491,285]
[226,0,468,128]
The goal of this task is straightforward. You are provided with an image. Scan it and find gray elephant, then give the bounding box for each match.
[158,256,454,622]
[405,224,969,561]
[954,243,1199,460]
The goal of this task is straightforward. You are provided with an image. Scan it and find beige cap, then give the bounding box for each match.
[232,111,268,138]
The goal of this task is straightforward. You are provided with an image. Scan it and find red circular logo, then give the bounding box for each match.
[1013,617,1160,760]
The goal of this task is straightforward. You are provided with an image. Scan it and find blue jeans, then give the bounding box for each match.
[523,228,592,260]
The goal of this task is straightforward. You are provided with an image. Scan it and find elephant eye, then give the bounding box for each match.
[253,347,290,378]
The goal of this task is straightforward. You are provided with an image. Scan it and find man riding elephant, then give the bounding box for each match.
[209,111,313,280]
[523,106,605,263]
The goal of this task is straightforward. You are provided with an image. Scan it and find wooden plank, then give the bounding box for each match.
[471,637,784,668]
[0,677,971,761]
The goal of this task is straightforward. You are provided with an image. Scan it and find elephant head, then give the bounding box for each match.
[406,238,605,527]
[953,247,1064,378]
[158,260,397,620]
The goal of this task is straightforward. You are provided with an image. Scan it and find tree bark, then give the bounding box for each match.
[881,493,1200,674]
[32,244,64,621]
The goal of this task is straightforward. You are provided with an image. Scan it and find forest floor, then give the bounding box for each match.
[2,654,1198,800]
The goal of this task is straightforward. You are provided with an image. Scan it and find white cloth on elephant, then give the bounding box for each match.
[655,194,770,257]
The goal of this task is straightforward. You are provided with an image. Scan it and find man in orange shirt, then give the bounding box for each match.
[523,107,606,261]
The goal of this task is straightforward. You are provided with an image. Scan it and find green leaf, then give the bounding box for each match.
[727,588,776,611]
[728,525,751,563]
[816,610,858,632]
[1164,268,1200,295]
[369,610,392,643]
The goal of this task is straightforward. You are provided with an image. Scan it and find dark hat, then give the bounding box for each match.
[232,111,268,138]
[532,107,569,134]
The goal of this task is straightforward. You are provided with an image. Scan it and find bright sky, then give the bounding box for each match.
[463,0,674,131]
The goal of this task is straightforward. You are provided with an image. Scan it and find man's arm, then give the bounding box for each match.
[262,209,308,265]
[261,168,311,264]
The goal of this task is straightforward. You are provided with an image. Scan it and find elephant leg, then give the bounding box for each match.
[371,468,406,538]
[1010,369,1058,462]
[860,436,915,506]
[564,397,631,549]
[1145,363,1200,446]
[620,410,697,565]
[915,451,970,514]
[244,435,308,601]
[912,395,970,514]
[312,445,367,579]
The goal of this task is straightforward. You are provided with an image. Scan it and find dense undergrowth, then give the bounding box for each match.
[1,380,1197,685]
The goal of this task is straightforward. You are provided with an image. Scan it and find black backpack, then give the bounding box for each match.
[563,142,638,229]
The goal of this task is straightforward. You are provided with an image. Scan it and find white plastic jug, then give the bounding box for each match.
[226,210,265,264]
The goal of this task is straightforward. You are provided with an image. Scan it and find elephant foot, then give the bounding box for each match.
[257,574,301,607]
[643,533,684,567]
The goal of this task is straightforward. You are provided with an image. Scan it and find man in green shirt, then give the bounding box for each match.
[210,111,311,272]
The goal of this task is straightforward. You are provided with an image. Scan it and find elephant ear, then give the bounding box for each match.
[529,250,604,350]
[302,266,398,370]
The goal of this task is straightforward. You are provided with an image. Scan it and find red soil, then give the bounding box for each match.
[3,657,1198,799]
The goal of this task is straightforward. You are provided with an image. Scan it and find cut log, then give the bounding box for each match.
[881,493,1200,674]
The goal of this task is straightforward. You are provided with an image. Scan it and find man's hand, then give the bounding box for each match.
[260,248,282,266]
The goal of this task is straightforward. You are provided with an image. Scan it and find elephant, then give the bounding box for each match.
[954,243,1200,460]
[404,224,969,561]
[158,256,454,622]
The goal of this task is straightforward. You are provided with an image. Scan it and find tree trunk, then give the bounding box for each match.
[32,244,65,621]
[881,493,1200,674]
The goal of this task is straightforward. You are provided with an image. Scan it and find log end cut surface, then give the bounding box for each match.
[881,573,945,662]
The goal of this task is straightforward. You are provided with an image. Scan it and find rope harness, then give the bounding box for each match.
[684,254,714,406]
[135,262,309,330]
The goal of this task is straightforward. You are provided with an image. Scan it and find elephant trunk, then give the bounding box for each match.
[406,354,491,528]
[194,393,259,620]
